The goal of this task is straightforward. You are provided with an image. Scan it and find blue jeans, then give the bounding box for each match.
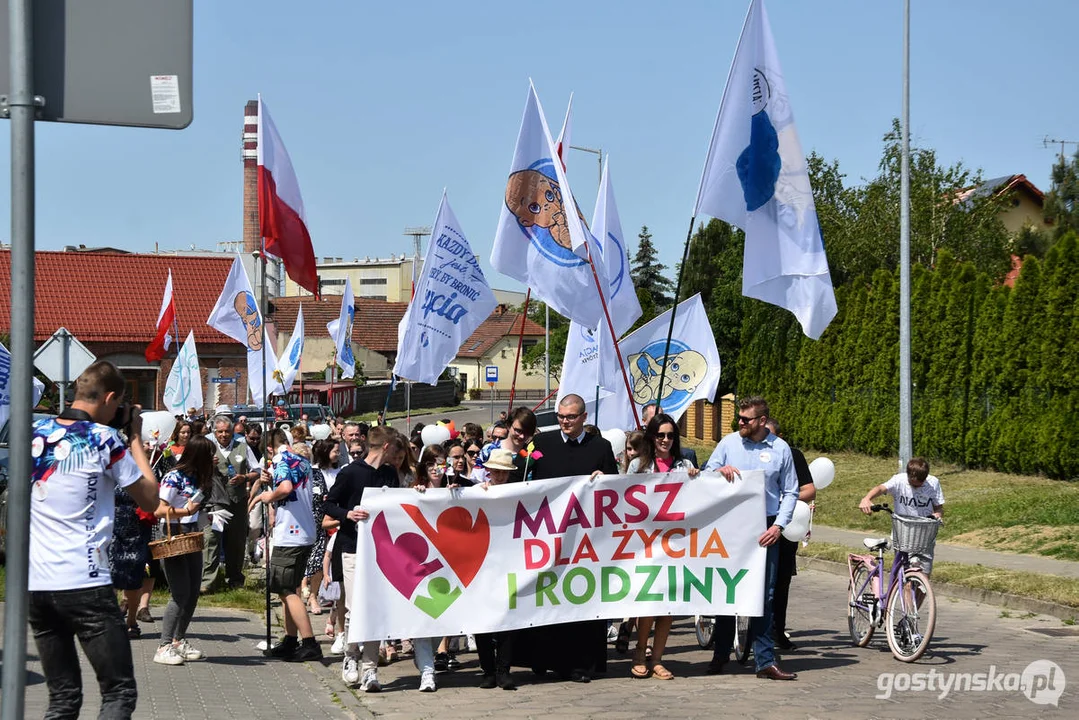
[29,584,138,719]
[712,541,781,672]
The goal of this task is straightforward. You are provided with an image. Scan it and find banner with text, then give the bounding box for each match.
[349,471,766,642]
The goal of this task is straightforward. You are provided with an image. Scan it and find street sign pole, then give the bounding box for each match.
[59,328,69,411]
[489,382,495,425]
[2,0,35,716]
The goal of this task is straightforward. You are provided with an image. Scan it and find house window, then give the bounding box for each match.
[359,278,387,285]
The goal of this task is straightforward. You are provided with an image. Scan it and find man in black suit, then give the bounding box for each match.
[525,394,618,683]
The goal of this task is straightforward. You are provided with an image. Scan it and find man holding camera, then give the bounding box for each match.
[201,414,260,592]
[29,361,162,718]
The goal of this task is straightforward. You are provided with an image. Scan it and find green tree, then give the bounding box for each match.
[630,226,674,309]
[1045,150,1079,238]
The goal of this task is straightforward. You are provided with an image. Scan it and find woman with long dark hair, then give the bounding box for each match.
[152,434,214,666]
[627,413,698,680]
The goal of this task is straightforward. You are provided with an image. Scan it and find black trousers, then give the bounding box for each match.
[476,631,513,675]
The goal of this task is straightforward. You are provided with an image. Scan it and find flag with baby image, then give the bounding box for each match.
[613,293,721,428]
[207,255,276,406]
[491,81,607,328]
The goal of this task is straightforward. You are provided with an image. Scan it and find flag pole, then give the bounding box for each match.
[258,243,272,653]
[655,215,696,407]
[506,289,531,413]
[583,244,642,430]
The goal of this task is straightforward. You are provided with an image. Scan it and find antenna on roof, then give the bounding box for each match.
[1043,136,1079,161]
[403,226,431,261]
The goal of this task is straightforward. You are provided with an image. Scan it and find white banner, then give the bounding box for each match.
[163,331,203,414]
[349,470,766,642]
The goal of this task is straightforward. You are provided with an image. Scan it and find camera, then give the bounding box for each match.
[107,403,138,436]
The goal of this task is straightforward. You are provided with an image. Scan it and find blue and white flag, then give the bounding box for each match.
[557,321,615,417]
[271,305,305,396]
[0,340,46,430]
[611,294,721,428]
[163,331,204,415]
[327,278,356,380]
[394,192,497,385]
[591,157,642,337]
[207,256,275,406]
[491,81,607,328]
[694,0,836,339]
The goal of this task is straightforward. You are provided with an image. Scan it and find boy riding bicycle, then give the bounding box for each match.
[859,457,944,575]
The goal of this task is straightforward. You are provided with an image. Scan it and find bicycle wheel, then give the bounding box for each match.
[847,563,876,647]
[885,569,936,662]
[733,614,753,665]
[694,615,715,649]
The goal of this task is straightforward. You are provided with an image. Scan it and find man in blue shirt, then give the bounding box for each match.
[703,395,798,680]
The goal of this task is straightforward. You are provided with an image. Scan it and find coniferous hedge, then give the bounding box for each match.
[733,232,1079,479]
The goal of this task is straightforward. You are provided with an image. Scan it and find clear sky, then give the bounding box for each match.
[1,0,1075,293]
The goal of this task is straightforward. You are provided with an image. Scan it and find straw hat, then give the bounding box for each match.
[485,448,517,471]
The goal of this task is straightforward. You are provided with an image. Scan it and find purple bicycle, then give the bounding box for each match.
[847,503,940,662]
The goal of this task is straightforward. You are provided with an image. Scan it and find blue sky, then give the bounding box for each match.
[2,0,1075,293]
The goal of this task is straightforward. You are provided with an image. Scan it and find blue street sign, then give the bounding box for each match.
[485,365,498,383]
[211,377,237,384]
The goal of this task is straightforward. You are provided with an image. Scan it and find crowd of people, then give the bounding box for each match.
[25,360,944,716]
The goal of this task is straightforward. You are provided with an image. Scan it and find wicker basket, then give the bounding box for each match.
[148,508,205,560]
[891,514,940,555]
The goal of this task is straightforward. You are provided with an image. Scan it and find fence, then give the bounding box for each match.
[679,393,736,446]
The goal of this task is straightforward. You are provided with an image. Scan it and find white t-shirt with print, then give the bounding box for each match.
[883,473,945,518]
[270,449,316,547]
[29,418,143,591]
[159,468,202,525]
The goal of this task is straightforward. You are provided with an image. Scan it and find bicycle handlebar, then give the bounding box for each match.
[870,503,891,513]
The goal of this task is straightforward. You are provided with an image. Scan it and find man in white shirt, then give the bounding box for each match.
[28,361,161,718]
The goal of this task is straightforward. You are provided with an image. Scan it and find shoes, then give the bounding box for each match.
[467,634,478,652]
[153,644,185,666]
[615,622,632,654]
[446,652,460,671]
[756,664,797,681]
[341,655,360,684]
[479,673,497,689]
[570,669,591,683]
[127,625,141,639]
[607,624,619,643]
[434,652,449,672]
[136,607,153,623]
[419,669,437,692]
[267,636,299,659]
[775,634,797,651]
[360,669,382,693]
[177,640,203,661]
[651,663,674,681]
[330,634,346,656]
[497,671,516,690]
[399,639,414,656]
[706,658,728,675]
[290,643,323,662]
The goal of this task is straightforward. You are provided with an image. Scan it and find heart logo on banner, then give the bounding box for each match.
[402,505,491,588]
[370,513,445,600]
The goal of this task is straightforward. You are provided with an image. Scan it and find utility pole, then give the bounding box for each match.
[898,0,913,470]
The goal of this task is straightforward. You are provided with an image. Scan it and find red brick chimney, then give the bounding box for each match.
[242,100,259,253]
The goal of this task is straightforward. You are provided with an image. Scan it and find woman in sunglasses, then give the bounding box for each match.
[626,413,699,680]
[472,407,536,484]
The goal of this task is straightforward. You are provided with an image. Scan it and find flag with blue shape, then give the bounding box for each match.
[271,305,305,396]
[327,278,356,380]
[591,156,642,338]
[694,0,836,340]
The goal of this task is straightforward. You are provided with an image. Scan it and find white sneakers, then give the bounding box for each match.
[419,668,436,692]
[330,634,346,656]
[466,635,478,652]
[360,669,381,693]
[176,640,203,661]
[341,655,360,685]
[153,644,185,666]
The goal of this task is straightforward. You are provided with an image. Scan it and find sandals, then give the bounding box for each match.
[630,648,651,678]
[651,663,674,680]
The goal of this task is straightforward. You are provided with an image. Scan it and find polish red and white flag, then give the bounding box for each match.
[257,96,320,297]
[145,269,176,362]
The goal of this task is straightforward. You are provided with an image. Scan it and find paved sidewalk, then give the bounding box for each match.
[812,524,1079,578]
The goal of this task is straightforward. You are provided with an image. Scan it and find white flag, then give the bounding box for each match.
[491,81,607,328]
[0,340,48,430]
[557,321,613,415]
[206,255,275,406]
[694,0,836,340]
[394,192,497,385]
[555,92,573,169]
[327,278,356,380]
[272,305,305,396]
[610,294,721,428]
[163,331,204,415]
[591,157,642,337]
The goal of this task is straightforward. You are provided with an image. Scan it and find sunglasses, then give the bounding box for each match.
[655,432,677,440]
[349,450,364,458]
[737,415,760,424]
[466,449,479,457]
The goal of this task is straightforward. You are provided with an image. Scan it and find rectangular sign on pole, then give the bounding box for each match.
[0,0,194,129]
[485,365,499,383]
[211,377,237,384]
[348,471,767,641]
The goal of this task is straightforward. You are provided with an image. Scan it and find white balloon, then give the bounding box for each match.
[809,457,835,490]
[310,423,332,441]
[601,429,627,457]
[140,411,176,447]
[420,424,450,448]
[781,500,813,542]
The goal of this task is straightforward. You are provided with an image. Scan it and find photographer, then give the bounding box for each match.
[28,360,161,718]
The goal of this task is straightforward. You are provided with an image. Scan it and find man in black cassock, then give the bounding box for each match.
[519,393,618,683]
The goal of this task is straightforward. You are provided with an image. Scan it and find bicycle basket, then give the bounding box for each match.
[891,514,940,555]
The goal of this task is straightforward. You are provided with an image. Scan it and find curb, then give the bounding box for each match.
[798,555,1078,622]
